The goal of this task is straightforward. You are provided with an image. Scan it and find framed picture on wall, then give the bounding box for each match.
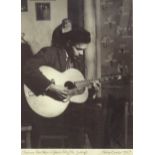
[21,0,28,12]
[36,3,51,20]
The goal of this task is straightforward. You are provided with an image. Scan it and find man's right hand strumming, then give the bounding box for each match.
[46,83,70,101]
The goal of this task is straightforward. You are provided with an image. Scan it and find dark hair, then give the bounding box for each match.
[65,28,91,44]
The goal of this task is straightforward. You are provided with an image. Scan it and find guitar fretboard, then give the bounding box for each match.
[74,74,122,88]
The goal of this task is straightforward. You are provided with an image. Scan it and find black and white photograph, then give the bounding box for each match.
[21,0,133,150]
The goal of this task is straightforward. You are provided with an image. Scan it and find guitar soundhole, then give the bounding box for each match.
[64,81,75,89]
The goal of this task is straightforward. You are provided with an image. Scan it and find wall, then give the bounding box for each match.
[98,0,133,148]
[21,0,68,54]
[100,0,133,78]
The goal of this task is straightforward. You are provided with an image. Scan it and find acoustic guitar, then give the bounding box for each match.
[24,66,122,118]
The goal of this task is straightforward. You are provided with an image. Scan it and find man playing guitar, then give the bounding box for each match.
[24,28,102,148]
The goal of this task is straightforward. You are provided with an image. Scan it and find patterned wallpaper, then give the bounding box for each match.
[100,0,132,79]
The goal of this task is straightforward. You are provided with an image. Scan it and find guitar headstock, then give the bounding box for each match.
[101,73,132,85]
[101,74,122,82]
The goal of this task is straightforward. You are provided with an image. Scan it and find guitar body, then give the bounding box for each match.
[24,66,88,118]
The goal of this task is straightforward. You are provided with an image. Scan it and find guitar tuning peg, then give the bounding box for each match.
[117,75,122,80]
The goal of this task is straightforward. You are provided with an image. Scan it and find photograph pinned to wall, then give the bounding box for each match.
[21,0,28,12]
[36,3,51,21]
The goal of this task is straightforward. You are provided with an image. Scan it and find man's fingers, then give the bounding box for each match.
[93,81,101,90]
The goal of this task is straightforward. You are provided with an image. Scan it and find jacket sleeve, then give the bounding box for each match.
[23,47,56,95]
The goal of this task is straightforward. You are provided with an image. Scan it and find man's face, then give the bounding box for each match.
[72,43,88,58]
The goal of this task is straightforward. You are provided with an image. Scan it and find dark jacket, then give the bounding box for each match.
[51,25,63,46]
[24,46,85,95]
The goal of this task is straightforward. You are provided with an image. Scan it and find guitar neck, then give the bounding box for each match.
[74,79,93,88]
[74,74,122,88]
